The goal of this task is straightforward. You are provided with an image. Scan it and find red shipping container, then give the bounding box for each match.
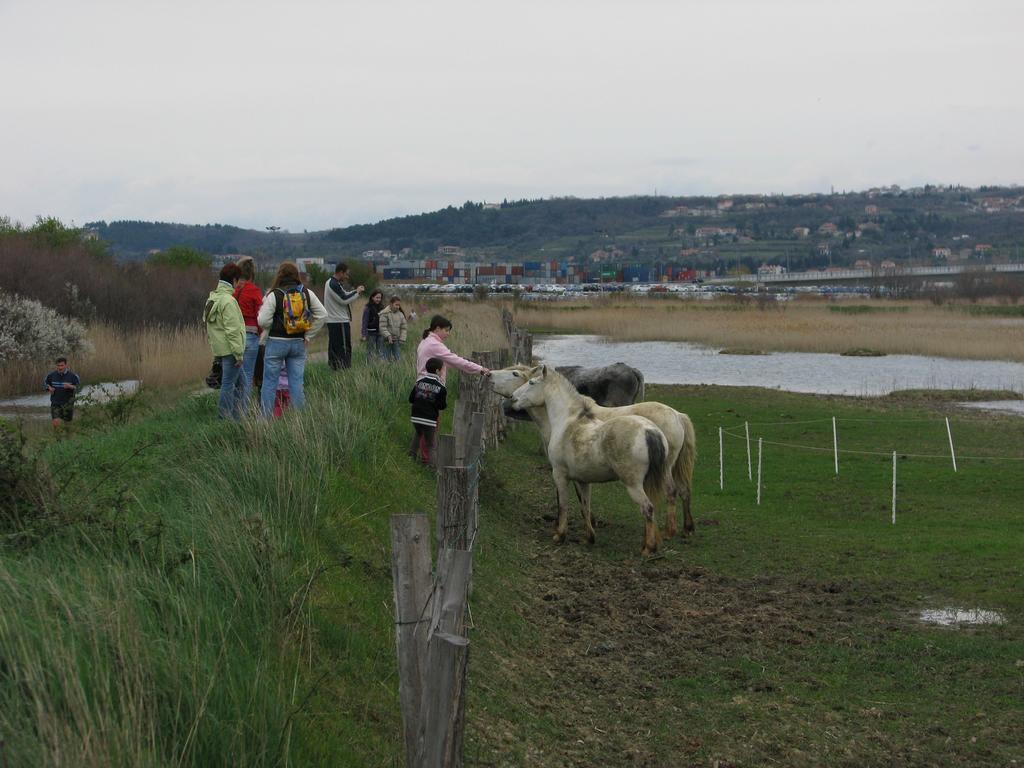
[511,266,523,275]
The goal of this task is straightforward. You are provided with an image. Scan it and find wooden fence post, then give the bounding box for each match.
[390,514,433,768]
[437,466,472,550]
[434,434,455,471]
[453,400,471,465]
[418,548,473,768]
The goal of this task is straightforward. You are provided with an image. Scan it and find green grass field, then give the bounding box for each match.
[466,386,1024,766]
[2,361,1022,765]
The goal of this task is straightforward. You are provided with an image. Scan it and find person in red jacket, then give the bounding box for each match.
[232,256,264,415]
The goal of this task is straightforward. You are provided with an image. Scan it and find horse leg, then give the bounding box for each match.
[663,480,678,540]
[576,483,595,544]
[625,483,661,556]
[681,483,695,536]
[551,469,572,544]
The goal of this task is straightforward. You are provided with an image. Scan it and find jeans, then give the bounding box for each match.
[365,332,383,362]
[217,354,242,419]
[233,332,261,416]
[260,338,307,417]
[383,339,402,361]
[327,322,352,370]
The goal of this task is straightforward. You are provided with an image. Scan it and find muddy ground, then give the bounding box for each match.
[468,453,1022,767]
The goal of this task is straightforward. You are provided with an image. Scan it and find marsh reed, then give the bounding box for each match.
[514,296,1024,362]
[0,322,211,397]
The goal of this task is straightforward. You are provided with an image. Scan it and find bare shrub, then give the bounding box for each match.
[0,231,211,328]
[0,291,91,364]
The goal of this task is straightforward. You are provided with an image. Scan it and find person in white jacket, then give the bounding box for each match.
[256,262,327,417]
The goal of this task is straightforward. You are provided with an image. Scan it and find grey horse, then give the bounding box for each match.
[504,362,644,421]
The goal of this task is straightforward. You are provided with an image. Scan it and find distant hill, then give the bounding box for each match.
[86,186,1024,272]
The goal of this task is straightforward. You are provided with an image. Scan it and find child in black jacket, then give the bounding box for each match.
[408,356,447,465]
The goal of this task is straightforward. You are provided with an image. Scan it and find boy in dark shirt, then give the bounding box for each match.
[408,357,447,465]
[44,356,81,427]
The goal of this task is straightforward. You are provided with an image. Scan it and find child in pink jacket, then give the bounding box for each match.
[415,314,491,384]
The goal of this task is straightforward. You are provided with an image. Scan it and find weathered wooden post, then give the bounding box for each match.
[437,465,473,550]
[434,434,456,471]
[390,514,433,767]
[417,548,473,768]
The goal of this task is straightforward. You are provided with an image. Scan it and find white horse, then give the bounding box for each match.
[492,364,696,538]
[510,365,671,555]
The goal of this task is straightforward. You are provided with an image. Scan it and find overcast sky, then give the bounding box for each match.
[2,0,1021,231]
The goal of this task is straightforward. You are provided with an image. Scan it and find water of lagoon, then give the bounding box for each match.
[534,335,1024,398]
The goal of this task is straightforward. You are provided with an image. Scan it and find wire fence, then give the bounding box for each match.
[716,413,1024,523]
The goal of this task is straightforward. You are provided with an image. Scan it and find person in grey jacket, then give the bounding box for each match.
[323,262,364,370]
[378,295,408,361]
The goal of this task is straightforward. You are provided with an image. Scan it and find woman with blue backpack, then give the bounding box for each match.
[256,262,327,418]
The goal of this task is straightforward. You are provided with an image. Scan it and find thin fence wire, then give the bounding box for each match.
[739,412,1022,427]
[720,425,1024,462]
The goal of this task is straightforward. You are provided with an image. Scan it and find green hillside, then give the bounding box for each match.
[82,185,1024,272]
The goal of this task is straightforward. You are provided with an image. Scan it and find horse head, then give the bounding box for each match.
[489,364,539,398]
[510,365,549,410]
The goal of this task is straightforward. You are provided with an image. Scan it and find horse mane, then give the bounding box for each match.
[544,367,598,417]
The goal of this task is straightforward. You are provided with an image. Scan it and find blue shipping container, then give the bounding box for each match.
[523,261,542,271]
[383,268,413,279]
[623,267,650,282]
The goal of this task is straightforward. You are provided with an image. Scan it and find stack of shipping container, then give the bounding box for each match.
[373,258,711,284]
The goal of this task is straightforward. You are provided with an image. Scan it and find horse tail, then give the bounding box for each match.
[671,412,697,533]
[634,368,645,402]
[672,413,696,496]
[643,428,669,504]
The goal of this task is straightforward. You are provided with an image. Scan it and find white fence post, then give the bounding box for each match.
[756,437,763,506]
[832,416,839,475]
[745,421,752,481]
[945,417,958,473]
[719,426,724,490]
[891,451,897,525]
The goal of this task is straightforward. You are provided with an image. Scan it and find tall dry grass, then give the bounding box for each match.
[514,296,1024,362]
[0,322,211,397]
[438,300,510,357]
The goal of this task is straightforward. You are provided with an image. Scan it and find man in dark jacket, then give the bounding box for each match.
[408,357,447,465]
[44,356,81,427]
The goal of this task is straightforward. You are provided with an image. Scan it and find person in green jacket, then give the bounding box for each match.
[204,263,246,419]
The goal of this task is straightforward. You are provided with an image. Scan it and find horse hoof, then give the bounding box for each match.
[552,532,567,544]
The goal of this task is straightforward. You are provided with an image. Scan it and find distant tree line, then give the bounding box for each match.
[60,186,1024,269]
